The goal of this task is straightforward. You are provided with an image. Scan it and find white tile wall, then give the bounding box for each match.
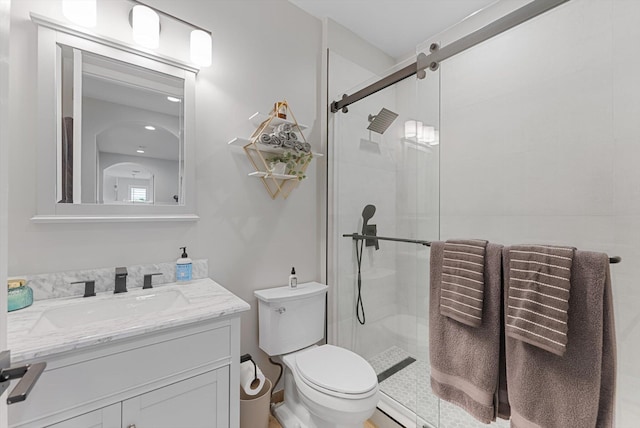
[439,0,640,425]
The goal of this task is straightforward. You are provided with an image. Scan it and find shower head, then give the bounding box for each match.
[361,204,376,234]
[367,108,399,134]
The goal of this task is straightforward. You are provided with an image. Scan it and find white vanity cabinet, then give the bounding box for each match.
[49,368,229,428]
[9,316,242,428]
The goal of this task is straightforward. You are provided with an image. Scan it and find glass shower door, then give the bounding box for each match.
[330,58,440,427]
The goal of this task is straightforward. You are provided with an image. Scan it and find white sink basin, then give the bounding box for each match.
[30,290,190,333]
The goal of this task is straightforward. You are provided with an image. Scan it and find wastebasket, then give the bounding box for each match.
[240,378,272,428]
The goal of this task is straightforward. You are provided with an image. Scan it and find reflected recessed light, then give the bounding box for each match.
[136,149,145,153]
[144,125,156,130]
[167,96,181,103]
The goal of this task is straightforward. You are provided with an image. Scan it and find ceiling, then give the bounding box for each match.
[289,0,497,59]
[96,123,180,161]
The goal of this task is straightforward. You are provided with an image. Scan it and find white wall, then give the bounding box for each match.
[434,0,639,425]
[8,0,322,385]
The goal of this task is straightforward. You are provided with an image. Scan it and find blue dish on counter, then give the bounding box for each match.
[8,279,33,312]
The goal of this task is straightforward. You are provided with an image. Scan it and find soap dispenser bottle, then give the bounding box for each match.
[289,267,297,289]
[176,247,192,282]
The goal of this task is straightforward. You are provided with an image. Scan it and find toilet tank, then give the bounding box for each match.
[254,282,328,356]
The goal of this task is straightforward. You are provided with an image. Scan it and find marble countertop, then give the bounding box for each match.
[8,278,250,363]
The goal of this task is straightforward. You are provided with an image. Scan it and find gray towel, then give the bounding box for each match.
[440,239,488,327]
[503,249,617,428]
[507,245,574,356]
[430,241,504,423]
[259,133,272,145]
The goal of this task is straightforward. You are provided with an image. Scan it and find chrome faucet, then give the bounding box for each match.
[114,267,128,294]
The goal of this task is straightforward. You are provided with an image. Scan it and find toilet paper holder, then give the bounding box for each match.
[240,353,258,382]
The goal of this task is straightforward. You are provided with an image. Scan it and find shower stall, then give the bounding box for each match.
[327,0,640,427]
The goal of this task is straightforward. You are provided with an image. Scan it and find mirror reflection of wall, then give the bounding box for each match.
[59,44,184,205]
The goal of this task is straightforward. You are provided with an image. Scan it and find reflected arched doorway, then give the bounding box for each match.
[101,162,154,204]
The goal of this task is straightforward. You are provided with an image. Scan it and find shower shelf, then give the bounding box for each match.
[227,101,322,199]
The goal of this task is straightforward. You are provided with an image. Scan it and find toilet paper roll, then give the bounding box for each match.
[240,360,266,396]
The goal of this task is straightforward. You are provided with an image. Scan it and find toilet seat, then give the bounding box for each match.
[293,345,378,399]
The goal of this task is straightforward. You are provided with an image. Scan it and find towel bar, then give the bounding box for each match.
[343,233,622,264]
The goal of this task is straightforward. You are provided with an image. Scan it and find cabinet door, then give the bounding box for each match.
[46,403,120,428]
[122,367,229,428]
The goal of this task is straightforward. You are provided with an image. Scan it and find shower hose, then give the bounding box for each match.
[355,235,366,325]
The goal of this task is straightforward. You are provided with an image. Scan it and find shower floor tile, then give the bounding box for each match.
[368,347,510,428]
[367,345,413,374]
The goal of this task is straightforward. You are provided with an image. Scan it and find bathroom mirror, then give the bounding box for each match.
[59,45,184,206]
[33,14,198,221]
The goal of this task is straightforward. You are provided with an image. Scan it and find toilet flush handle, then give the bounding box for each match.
[275,307,286,314]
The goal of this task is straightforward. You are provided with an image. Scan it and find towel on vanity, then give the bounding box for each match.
[430,241,504,423]
[503,249,617,428]
[440,239,488,327]
[506,245,574,356]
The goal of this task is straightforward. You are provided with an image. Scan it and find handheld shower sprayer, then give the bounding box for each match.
[355,204,379,325]
[361,204,376,235]
[361,204,379,250]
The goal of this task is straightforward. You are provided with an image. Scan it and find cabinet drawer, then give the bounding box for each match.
[10,323,231,428]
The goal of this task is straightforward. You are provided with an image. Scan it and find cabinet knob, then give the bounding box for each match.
[127,425,137,428]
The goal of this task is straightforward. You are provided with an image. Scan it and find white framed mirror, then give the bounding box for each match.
[32,14,198,222]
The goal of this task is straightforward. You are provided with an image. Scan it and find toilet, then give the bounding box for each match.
[254,282,379,428]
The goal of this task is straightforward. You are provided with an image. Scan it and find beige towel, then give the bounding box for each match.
[430,241,504,423]
[507,245,574,356]
[440,239,488,327]
[503,249,617,428]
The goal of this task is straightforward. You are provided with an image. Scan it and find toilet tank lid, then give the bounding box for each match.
[254,282,328,303]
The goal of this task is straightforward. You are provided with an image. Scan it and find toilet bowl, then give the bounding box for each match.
[274,345,379,428]
[254,282,379,428]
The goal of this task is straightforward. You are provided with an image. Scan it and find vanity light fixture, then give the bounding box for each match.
[190,30,212,67]
[127,1,213,68]
[167,96,181,103]
[62,0,96,28]
[144,125,156,131]
[131,4,160,49]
